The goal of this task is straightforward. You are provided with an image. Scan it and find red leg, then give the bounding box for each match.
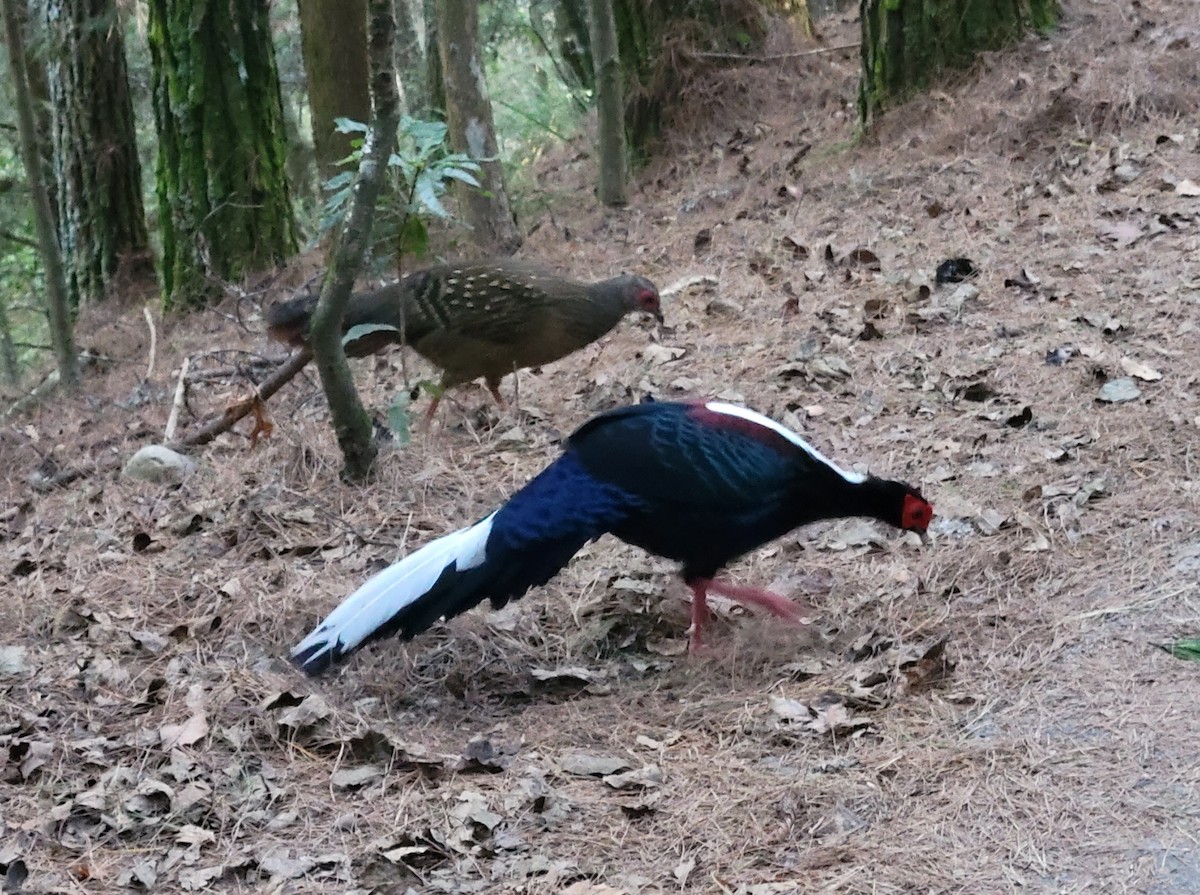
[420,394,442,431]
[687,581,711,653]
[706,579,815,626]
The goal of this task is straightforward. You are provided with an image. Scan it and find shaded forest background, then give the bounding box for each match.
[4,0,1200,892]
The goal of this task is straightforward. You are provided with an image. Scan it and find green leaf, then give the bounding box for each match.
[334,117,370,134]
[343,323,401,348]
[396,216,429,256]
[1156,638,1200,663]
[322,171,354,191]
[414,174,451,219]
[442,166,482,188]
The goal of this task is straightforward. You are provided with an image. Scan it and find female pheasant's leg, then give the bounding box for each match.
[707,579,815,625]
[485,376,508,408]
[422,394,443,429]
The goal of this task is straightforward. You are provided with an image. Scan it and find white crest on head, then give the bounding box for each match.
[703,401,867,484]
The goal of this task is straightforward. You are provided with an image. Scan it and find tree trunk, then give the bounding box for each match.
[555,0,593,92]
[148,0,298,308]
[298,0,371,182]
[424,2,445,114]
[310,0,401,482]
[0,294,22,386]
[859,0,1060,122]
[588,0,626,206]
[17,0,56,230]
[437,0,521,255]
[393,0,428,115]
[44,0,151,306]
[608,0,767,154]
[2,0,78,388]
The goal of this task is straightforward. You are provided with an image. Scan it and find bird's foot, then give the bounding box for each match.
[687,581,710,655]
[706,579,816,626]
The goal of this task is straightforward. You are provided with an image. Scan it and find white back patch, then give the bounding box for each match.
[703,401,867,484]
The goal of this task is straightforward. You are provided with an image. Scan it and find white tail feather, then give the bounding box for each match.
[291,513,496,671]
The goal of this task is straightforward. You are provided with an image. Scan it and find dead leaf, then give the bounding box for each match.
[1097,220,1145,248]
[561,753,631,777]
[160,712,209,749]
[330,765,384,790]
[898,638,956,692]
[674,855,697,886]
[0,645,28,675]
[641,344,686,365]
[602,765,663,789]
[561,883,628,895]
[844,247,882,271]
[1119,357,1163,381]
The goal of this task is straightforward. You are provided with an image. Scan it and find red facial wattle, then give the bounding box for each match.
[902,494,934,532]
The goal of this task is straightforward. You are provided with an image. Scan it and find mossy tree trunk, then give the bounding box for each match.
[437,0,521,254]
[298,0,370,182]
[309,0,400,481]
[589,0,626,206]
[859,0,1060,122]
[608,0,767,154]
[44,0,151,306]
[0,295,20,386]
[2,0,78,387]
[148,0,298,309]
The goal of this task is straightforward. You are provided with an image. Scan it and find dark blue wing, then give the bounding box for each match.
[565,402,803,512]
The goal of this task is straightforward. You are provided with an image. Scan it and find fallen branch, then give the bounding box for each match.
[661,274,719,298]
[170,347,312,450]
[143,305,157,379]
[691,43,859,61]
[164,357,190,442]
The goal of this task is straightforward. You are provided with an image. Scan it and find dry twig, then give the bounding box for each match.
[164,357,190,442]
[143,305,157,379]
[171,348,311,449]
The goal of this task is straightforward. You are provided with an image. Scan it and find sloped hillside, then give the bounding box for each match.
[3,2,1199,892]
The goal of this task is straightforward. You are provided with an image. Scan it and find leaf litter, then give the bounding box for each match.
[5,3,1200,892]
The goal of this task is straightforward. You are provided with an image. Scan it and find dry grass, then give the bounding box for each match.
[4,1,1200,892]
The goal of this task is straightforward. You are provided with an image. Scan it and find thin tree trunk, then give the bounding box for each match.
[393,0,427,115]
[298,0,371,182]
[589,0,626,206]
[45,0,151,306]
[2,0,78,388]
[437,0,521,255]
[424,3,444,113]
[18,0,56,230]
[0,296,21,386]
[309,0,401,481]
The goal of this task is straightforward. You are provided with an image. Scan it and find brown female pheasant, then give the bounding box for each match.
[268,262,662,417]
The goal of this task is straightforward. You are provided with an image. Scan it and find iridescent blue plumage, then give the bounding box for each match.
[291,400,933,674]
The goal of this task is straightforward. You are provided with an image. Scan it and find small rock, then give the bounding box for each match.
[1097,378,1141,404]
[123,445,196,484]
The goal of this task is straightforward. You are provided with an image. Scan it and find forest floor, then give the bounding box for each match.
[3,1,1200,892]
